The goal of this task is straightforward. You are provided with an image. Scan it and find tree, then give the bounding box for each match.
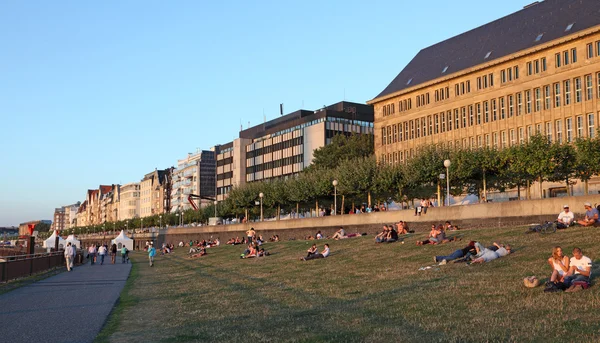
[335,157,376,210]
[574,135,600,194]
[548,142,577,196]
[310,134,374,170]
[522,134,554,199]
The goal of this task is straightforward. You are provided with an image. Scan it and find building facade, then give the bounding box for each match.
[140,168,172,218]
[369,0,600,199]
[170,149,217,212]
[118,182,140,221]
[215,101,374,201]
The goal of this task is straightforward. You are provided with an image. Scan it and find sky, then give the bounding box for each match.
[0,0,530,226]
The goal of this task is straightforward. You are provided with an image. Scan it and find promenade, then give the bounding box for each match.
[0,258,132,343]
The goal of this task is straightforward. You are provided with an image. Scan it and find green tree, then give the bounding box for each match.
[548,142,577,196]
[574,135,600,194]
[310,134,374,170]
[522,134,554,199]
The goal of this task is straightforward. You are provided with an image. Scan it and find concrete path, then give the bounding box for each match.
[0,258,132,343]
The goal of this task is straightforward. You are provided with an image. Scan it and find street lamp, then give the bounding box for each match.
[176,213,180,227]
[259,192,264,222]
[444,159,451,207]
[141,218,143,232]
[332,180,338,215]
[213,200,218,218]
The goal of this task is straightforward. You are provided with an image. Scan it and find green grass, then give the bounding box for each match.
[98,225,600,343]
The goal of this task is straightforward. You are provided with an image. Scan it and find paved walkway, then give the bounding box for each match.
[0,258,132,343]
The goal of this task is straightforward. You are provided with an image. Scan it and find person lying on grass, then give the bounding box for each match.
[548,246,570,283]
[190,247,207,258]
[434,241,476,264]
[470,242,511,264]
[301,244,330,261]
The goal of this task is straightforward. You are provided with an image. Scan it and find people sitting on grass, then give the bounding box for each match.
[241,243,257,259]
[548,246,570,283]
[331,228,346,240]
[434,241,476,264]
[577,202,600,227]
[563,247,592,292]
[190,247,207,258]
[445,221,460,231]
[470,242,512,264]
[375,225,398,243]
[305,244,318,258]
[417,225,457,245]
[301,244,330,261]
[556,205,575,229]
[315,231,323,239]
[269,235,280,242]
[396,221,411,235]
[375,225,389,243]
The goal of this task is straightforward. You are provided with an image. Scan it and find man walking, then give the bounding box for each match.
[87,244,97,265]
[64,242,74,272]
[98,244,107,265]
[148,242,156,267]
[121,246,128,264]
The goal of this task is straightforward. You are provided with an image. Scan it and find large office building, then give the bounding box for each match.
[369,0,600,198]
[216,101,374,201]
[170,149,217,212]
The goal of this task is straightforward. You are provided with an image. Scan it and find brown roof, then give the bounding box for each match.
[100,185,112,194]
[374,0,600,100]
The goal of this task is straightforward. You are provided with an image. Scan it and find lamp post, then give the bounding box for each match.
[332,180,338,215]
[213,200,218,218]
[444,159,451,207]
[259,192,264,222]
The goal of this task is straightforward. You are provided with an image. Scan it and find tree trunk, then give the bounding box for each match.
[296,203,299,219]
[526,180,531,200]
[566,177,571,196]
[352,202,355,213]
[245,209,248,221]
[277,205,281,221]
[437,182,441,207]
[584,180,589,195]
[315,200,319,216]
[368,192,372,207]
[483,171,487,200]
[538,176,543,199]
[517,184,521,200]
[341,196,345,215]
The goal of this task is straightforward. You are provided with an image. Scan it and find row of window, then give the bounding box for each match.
[246,136,304,158]
[246,154,304,174]
[380,113,596,165]
[381,73,600,146]
[217,156,233,167]
[382,42,595,118]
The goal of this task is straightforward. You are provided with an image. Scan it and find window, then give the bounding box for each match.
[528,125,534,140]
[410,120,414,139]
[546,122,553,142]
[564,50,570,65]
[597,72,600,98]
[519,127,525,144]
[466,80,471,93]
[577,116,584,138]
[508,95,514,117]
[393,125,398,143]
[388,126,392,144]
[544,85,551,110]
[586,74,593,100]
[527,61,533,75]
[566,118,573,143]
[398,123,403,141]
[588,113,595,138]
[556,120,563,144]
[404,122,408,140]
[477,135,482,148]
[572,48,577,63]
[489,73,494,86]
[535,88,541,112]
[501,70,506,83]
[564,80,571,105]
[422,118,427,137]
[565,23,574,32]
[493,132,498,148]
[587,43,594,59]
[525,90,531,114]
[517,92,523,115]
[534,60,540,74]
[575,78,582,103]
[447,111,453,131]
[441,112,446,132]
[428,116,433,135]
[535,33,544,42]
[484,101,489,123]
[455,109,460,129]
[406,78,412,85]
[469,105,474,126]
[597,41,600,56]
[455,84,460,96]
[541,57,547,71]
[501,131,507,148]
[434,115,439,134]
[555,53,561,68]
[492,99,497,121]
[554,83,561,108]
[461,107,467,128]
[510,129,516,146]
[442,66,448,73]
[500,97,505,120]
[485,134,491,147]
[476,103,481,125]
[416,119,420,138]
[477,77,482,90]
[508,68,513,81]
[483,75,488,88]
[514,66,519,79]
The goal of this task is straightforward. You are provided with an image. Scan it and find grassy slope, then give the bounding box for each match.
[99,226,600,343]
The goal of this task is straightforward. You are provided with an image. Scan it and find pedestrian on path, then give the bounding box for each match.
[148,243,156,267]
[121,246,128,263]
[64,242,74,272]
[70,244,76,270]
[111,243,117,264]
[87,245,97,265]
[98,244,107,265]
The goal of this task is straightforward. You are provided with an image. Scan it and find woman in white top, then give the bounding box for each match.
[548,246,569,282]
[302,244,330,261]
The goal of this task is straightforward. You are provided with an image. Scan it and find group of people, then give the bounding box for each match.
[240,241,270,258]
[432,241,511,264]
[300,243,330,261]
[555,203,600,229]
[85,243,129,267]
[547,246,592,292]
[416,223,459,246]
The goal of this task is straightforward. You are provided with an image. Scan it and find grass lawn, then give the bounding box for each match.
[97,225,600,343]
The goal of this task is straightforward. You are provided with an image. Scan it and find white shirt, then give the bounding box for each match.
[496,247,509,257]
[322,247,330,258]
[557,211,574,224]
[98,246,107,255]
[570,256,592,275]
[64,246,74,257]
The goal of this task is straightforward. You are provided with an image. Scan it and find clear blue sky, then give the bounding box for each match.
[0,0,528,226]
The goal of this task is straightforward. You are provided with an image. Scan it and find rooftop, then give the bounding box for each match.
[373,0,600,100]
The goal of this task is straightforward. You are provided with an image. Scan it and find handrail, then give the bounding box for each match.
[1,251,64,262]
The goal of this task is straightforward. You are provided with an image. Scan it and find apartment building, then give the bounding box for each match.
[118,182,140,220]
[140,168,173,218]
[50,202,80,231]
[369,0,600,198]
[170,149,217,212]
[216,138,251,202]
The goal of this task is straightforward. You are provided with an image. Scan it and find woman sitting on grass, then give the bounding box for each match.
[548,246,570,283]
[396,221,410,235]
[417,225,451,245]
[331,228,346,240]
[241,243,258,259]
[375,225,389,243]
[305,244,318,258]
[190,247,207,258]
[470,242,512,264]
[301,244,330,261]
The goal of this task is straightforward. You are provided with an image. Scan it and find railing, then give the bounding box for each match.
[1,251,66,282]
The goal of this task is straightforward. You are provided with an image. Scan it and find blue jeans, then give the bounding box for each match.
[100,254,105,265]
[564,274,589,287]
[89,253,96,265]
[435,249,464,262]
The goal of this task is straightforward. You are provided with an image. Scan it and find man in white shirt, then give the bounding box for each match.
[98,244,107,265]
[64,243,74,272]
[556,205,575,229]
[564,247,592,292]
